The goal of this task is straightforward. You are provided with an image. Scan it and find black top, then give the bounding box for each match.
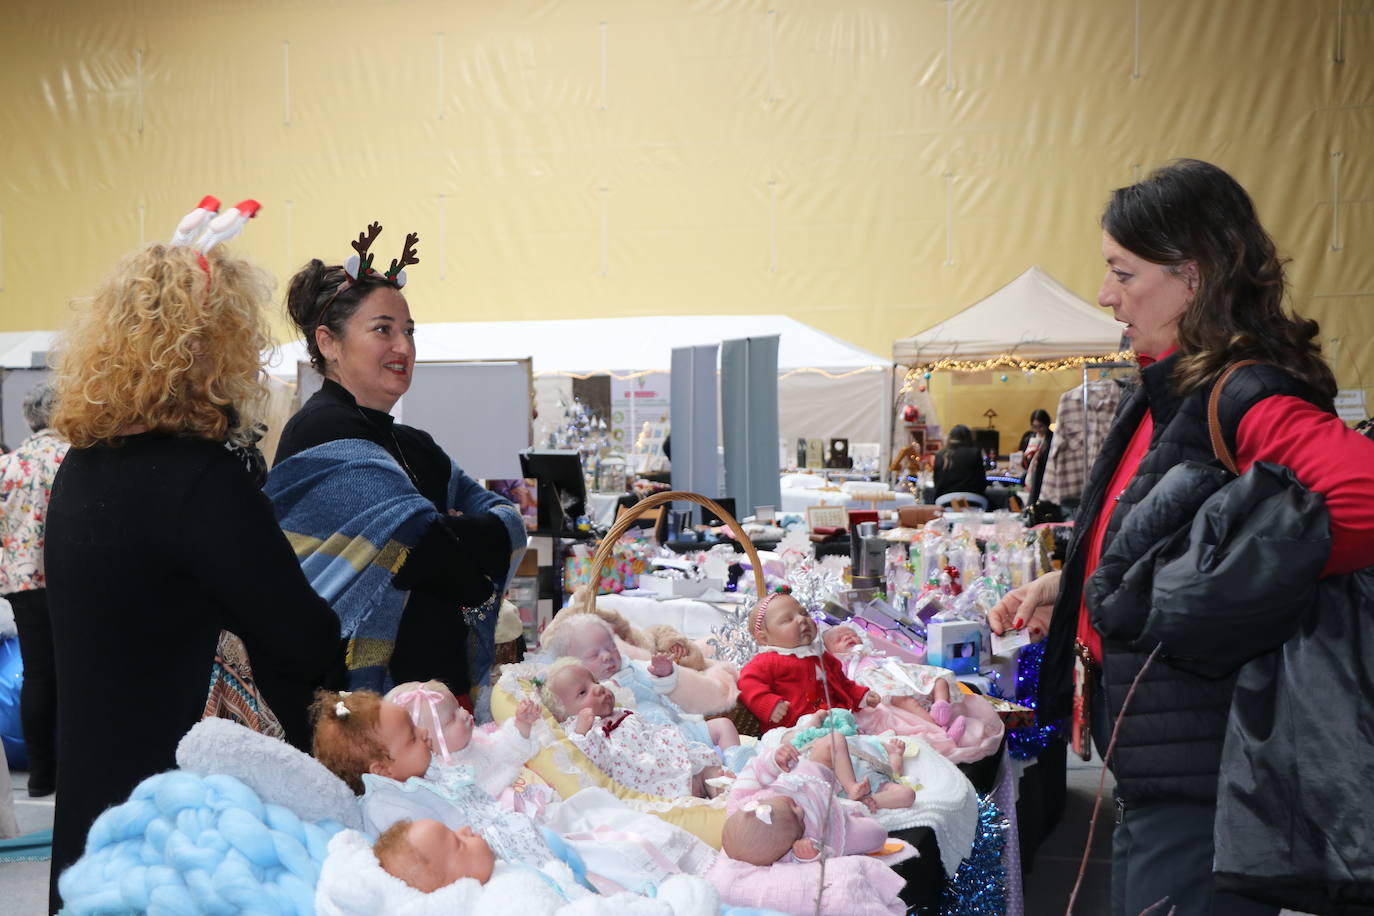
[45,433,340,909]
[933,445,988,498]
[274,377,505,692]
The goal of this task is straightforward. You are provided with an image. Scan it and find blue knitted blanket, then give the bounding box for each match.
[266,438,526,693]
[58,771,344,916]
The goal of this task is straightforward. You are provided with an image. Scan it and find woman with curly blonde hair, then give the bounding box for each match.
[43,242,341,913]
[51,244,270,448]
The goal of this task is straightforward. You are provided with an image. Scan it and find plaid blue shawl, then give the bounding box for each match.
[266,438,525,693]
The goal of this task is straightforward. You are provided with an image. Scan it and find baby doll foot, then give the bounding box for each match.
[946,715,967,744]
[930,699,952,727]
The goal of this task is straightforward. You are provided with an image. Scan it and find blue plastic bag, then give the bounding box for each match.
[0,636,26,769]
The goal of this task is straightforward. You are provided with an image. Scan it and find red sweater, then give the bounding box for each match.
[1078,380,1374,663]
[737,651,870,728]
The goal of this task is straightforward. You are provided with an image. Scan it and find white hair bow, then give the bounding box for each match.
[741,799,773,825]
[334,701,350,718]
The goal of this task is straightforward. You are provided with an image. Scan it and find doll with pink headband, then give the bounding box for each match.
[386,680,540,798]
[736,592,879,729]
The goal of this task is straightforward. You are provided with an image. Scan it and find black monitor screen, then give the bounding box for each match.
[519,450,587,533]
[973,429,1000,456]
[700,497,737,527]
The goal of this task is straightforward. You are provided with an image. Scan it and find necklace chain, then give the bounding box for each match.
[354,406,421,489]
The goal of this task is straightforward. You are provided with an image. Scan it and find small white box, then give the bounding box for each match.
[927,619,984,676]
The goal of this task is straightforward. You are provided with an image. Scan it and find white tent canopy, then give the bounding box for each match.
[0,331,58,369]
[268,314,886,378]
[892,266,1125,364]
[270,314,893,447]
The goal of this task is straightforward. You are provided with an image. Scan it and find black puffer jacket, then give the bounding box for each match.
[1035,354,1322,805]
[1090,459,1374,914]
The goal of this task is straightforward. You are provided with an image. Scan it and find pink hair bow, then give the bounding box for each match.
[392,687,452,765]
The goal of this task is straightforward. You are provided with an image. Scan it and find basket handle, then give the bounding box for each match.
[568,491,766,612]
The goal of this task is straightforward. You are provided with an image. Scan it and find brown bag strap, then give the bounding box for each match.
[1206,359,1263,475]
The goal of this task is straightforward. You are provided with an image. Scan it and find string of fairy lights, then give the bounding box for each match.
[900,351,1136,394]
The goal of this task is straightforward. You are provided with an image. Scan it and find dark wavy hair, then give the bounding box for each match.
[944,424,973,449]
[285,260,400,373]
[1102,159,1335,408]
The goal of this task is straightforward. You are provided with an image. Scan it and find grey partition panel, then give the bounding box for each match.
[720,335,781,517]
[670,344,719,522]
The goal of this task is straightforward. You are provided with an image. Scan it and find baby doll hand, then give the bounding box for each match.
[864,690,881,707]
[514,699,539,737]
[648,652,674,678]
[883,738,904,756]
[792,837,821,861]
[774,743,801,771]
[770,700,790,724]
[574,707,595,735]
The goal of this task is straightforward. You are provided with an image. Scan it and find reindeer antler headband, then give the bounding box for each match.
[316,222,421,328]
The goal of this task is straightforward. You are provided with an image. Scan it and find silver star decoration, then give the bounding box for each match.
[707,602,760,669]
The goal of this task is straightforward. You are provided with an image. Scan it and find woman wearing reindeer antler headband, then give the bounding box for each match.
[269,223,526,712]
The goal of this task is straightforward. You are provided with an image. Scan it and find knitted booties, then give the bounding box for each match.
[930,699,953,728]
[946,715,967,744]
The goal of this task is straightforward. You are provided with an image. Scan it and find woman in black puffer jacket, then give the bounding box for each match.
[986,159,1374,916]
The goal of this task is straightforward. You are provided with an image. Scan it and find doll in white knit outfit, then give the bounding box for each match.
[386,680,539,798]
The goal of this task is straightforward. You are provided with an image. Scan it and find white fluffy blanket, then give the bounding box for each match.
[315,829,724,916]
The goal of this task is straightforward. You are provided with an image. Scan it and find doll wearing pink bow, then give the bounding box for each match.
[386,680,540,798]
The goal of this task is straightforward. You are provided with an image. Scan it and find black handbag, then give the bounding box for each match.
[1204,363,1374,913]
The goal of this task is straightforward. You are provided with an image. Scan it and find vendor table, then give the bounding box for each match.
[779,486,916,514]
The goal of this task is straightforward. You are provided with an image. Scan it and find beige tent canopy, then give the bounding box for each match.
[893,266,1125,366]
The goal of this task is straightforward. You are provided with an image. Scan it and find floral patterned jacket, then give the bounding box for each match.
[1,429,70,593]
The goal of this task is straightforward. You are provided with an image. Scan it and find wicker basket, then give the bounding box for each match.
[567,490,765,612]
[567,490,768,737]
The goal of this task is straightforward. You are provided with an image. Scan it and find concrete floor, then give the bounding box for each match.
[0,771,54,916]
[1023,748,1115,915]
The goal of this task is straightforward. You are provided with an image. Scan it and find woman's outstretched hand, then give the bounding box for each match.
[986,569,1062,642]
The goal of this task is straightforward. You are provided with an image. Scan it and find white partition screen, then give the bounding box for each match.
[295,359,532,480]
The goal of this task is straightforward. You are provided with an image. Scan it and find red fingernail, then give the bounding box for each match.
[1013,618,1024,629]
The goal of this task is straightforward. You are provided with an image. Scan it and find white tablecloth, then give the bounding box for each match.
[779,486,916,514]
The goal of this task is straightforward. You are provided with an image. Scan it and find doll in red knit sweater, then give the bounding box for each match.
[736,593,882,728]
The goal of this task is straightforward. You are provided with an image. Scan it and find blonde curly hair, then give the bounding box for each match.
[52,243,272,448]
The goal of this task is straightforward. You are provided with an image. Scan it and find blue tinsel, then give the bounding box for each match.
[915,795,1009,916]
[989,640,1059,760]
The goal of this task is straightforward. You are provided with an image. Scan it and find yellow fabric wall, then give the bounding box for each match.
[1,0,1370,430]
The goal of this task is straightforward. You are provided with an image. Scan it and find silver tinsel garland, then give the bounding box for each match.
[787,560,844,613]
[706,602,760,669]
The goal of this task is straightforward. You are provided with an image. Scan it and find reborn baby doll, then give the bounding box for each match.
[821,623,967,743]
[546,614,740,750]
[539,659,729,798]
[721,743,887,866]
[736,593,880,728]
[386,680,540,797]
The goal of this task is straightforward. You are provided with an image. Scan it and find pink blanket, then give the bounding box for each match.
[706,854,906,915]
[856,692,1004,764]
